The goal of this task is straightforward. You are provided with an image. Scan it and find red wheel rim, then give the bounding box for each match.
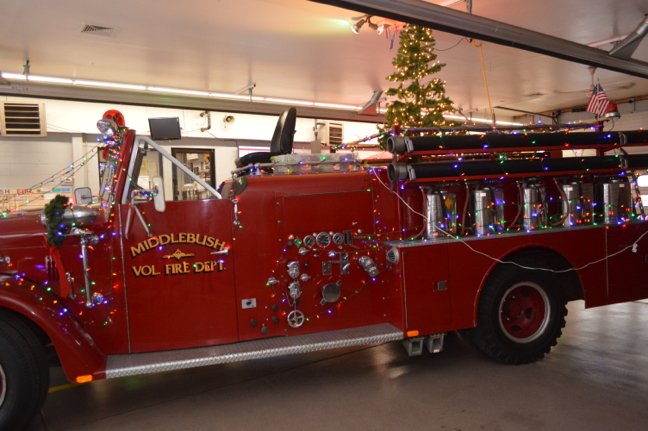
[499,282,550,343]
[0,364,5,407]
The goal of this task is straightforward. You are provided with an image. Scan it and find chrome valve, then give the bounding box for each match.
[358,255,379,277]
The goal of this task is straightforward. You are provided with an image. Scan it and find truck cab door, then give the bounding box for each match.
[118,143,238,353]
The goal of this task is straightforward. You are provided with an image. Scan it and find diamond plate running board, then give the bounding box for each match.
[106,323,403,379]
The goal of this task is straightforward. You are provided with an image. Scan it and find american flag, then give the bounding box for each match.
[586,83,610,117]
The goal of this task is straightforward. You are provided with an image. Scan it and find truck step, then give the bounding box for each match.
[106,323,403,379]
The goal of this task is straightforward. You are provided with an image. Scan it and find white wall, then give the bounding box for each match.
[0,96,382,194]
[0,136,72,189]
[557,99,648,130]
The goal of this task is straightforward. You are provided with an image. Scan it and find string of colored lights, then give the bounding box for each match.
[0,146,100,216]
[31,146,99,190]
[370,167,648,274]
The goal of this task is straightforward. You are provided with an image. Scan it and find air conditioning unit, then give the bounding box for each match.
[0,102,47,137]
[316,121,344,147]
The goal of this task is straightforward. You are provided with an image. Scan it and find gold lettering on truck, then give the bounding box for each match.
[130,233,226,258]
[129,233,228,278]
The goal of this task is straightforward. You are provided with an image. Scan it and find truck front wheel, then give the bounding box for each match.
[469,268,567,364]
[0,321,49,431]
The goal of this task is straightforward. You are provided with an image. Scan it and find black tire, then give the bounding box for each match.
[0,320,49,431]
[1,314,50,412]
[468,266,567,364]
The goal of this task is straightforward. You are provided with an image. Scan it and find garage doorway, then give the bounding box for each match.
[171,148,216,201]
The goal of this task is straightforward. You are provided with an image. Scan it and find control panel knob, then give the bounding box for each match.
[287,309,305,328]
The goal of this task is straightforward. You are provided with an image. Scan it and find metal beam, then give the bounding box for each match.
[311,0,648,79]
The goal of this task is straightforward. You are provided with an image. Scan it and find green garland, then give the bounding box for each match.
[43,195,69,247]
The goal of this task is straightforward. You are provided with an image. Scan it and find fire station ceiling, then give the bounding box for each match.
[1,0,648,121]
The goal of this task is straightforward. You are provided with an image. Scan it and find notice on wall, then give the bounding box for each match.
[0,185,73,212]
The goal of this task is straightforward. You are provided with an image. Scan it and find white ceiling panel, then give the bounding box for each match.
[1,0,648,120]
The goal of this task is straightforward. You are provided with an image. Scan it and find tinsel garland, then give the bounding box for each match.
[43,195,69,247]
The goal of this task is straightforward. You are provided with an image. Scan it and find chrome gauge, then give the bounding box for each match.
[315,232,331,248]
[303,235,316,248]
[332,232,345,245]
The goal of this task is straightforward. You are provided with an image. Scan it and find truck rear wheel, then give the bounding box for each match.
[0,320,49,431]
[469,267,567,364]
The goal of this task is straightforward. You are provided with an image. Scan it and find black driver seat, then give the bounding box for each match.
[235,107,297,168]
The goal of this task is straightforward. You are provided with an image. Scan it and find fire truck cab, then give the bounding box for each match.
[1,108,648,430]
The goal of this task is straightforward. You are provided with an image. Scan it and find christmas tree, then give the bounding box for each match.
[381,24,455,134]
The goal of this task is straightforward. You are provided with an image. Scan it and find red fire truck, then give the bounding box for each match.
[1,108,648,430]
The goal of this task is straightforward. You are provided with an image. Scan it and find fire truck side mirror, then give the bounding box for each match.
[151,176,166,213]
[74,187,93,205]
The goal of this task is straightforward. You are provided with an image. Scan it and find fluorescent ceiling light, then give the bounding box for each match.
[264,97,315,107]
[208,92,252,100]
[313,102,362,110]
[0,72,376,112]
[27,75,73,84]
[1,72,27,80]
[437,0,464,6]
[147,86,210,96]
[75,80,146,90]
[443,114,523,126]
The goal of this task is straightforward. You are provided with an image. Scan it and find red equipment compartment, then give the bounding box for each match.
[392,225,612,333]
[229,171,403,341]
[606,223,648,303]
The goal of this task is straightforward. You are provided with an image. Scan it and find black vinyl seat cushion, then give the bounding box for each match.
[236,151,278,167]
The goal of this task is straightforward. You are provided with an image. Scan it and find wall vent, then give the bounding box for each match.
[317,121,344,147]
[0,102,47,137]
[81,24,115,36]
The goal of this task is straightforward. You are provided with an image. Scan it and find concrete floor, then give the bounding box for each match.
[28,300,648,431]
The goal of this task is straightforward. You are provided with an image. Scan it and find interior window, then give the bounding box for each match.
[171,149,216,201]
[126,142,218,203]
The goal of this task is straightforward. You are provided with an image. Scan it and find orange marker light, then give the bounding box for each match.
[406,330,420,337]
[75,375,93,384]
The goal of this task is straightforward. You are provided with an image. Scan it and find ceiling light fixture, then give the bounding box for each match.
[376,23,390,35]
[366,17,379,31]
[351,15,391,35]
[435,0,471,12]
[264,97,315,107]
[74,80,146,90]
[443,114,524,126]
[351,15,369,34]
[437,0,463,6]
[147,86,210,97]
[1,72,27,81]
[0,72,363,112]
[0,72,518,122]
[26,75,73,84]
[208,92,255,101]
